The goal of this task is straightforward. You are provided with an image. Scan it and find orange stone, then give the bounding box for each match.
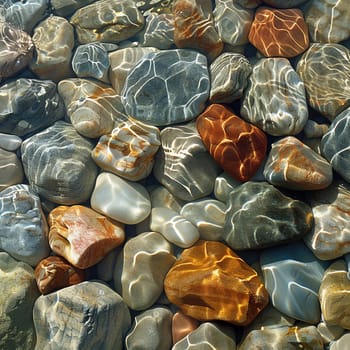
[35,255,85,294]
[248,7,309,58]
[48,205,125,269]
[172,311,200,345]
[196,104,267,182]
[164,240,269,326]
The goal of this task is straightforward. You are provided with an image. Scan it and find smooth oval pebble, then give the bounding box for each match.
[0,133,22,151]
[0,148,24,191]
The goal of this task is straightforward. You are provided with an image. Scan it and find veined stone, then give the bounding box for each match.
[114,231,176,310]
[149,185,186,213]
[297,43,350,120]
[172,312,200,345]
[92,118,160,181]
[33,281,131,350]
[35,256,85,295]
[48,205,125,269]
[121,49,210,126]
[241,57,308,136]
[21,121,98,205]
[262,0,309,7]
[0,184,49,266]
[30,16,74,82]
[0,149,23,191]
[0,133,22,151]
[51,0,96,16]
[0,78,64,137]
[70,0,144,44]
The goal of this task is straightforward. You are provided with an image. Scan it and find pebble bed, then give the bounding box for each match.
[1,0,350,349]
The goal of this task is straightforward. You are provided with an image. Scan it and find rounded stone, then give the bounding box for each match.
[0,148,24,191]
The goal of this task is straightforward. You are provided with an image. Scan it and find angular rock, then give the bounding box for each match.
[121,49,210,126]
[0,148,23,191]
[0,78,64,137]
[241,57,308,136]
[92,118,160,181]
[0,184,49,266]
[197,104,267,182]
[164,240,269,325]
[114,231,176,310]
[153,123,220,201]
[297,43,350,120]
[33,281,131,350]
[91,172,151,225]
[172,312,200,345]
[70,0,144,44]
[149,185,186,213]
[30,16,74,82]
[21,121,98,204]
[0,252,39,350]
[0,133,22,151]
[224,182,313,250]
[51,0,96,17]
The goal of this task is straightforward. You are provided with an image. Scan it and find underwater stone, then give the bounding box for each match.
[51,0,95,17]
[0,133,22,151]
[172,312,200,345]
[0,148,23,191]
[261,0,309,6]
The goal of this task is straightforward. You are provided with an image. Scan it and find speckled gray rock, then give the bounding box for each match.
[125,307,173,350]
[0,252,39,350]
[241,57,308,136]
[224,182,313,250]
[122,49,210,126]
[0,133,22,151]
[33,281,131,350]
[0,148,23,191]
[0,184,49,266]
[21,121,98,205]
[51,0,95,16]
[153,123,220,201]
[0,78,64,137]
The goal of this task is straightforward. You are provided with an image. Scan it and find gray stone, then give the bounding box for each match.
[330,333,350,350]
[0,133,22,151]
[214,172,240,203]
[0,148,23,191]
[51,0,95,17]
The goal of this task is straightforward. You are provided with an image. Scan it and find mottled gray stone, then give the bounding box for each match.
[0,184,49,266]
[51,0,95,16]
[33,281,131,350]
[224,182,313,250]
[0,252,39,350]
[0,133,22,151]
[21,121,98,205]
[122,49,210,126]
[0,148,23,191]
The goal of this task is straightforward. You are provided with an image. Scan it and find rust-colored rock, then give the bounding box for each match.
[248,7,309,58]
[35,256,85,295]
[164,240,269,326]
[196,104,267,182]
[48,205,125,269]
[172,311,200,345]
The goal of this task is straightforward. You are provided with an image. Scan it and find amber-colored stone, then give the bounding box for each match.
[48,205,125,269]
[35,256,85,295]
[164,240,269,326]
[248,7,309,58]
[196,104,267,182]
[172,311,200,345]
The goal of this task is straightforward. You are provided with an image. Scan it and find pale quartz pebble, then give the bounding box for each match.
[0,149,24,191]
[330,333,350,350]
[303,120,329,139]
[148,185,186,213]
[150,207,200,248]
[91,172,151,225]
[214,172,240,203]
[0,133,22,151]
[317,321,344,344]
[180,199,226,241]
[172,311,200,345]
[114,231,176,310]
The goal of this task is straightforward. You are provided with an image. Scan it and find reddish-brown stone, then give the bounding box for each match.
[164,240,269,326]
[196,104,267,182]
[172,311,200,345]
[35,256,85,294]
[248,7,309,58]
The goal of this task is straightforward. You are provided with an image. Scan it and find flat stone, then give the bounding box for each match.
[0,184,49,266]
[241,57,308,136]
[33,281,131,350]
[35,256,85,295]
[125,307,173,350]
[297,43,350,120]
[0,133,22,151]
[21,121,98,204]
[0,149,23,191]
[224,182,313,250]
[153,123,220,201]
[48,205,125,269]
[0,78,64,137]
[121,49,210,126]
[70,0,144,44]
[260,241,329,323]
[30,16,75,82]
[209,53,252,103]
[0,252,39,350]
[249,7,309,57]
[263,136,333,190]
[91,172,151,225]
[92,118,160,181]
[114,231,176,310]
[172,312,200,345]
[51,0,95,16]
[330,333,350,350]
[164,240,269,325]
[149,185,186,213]
[197,104,267,182]
[0,21,33,79]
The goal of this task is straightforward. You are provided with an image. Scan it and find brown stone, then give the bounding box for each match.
[248,7,309,58]
[48,205,125,269]
[172,311,200,345]
[164,240,269,326]
[196,104,267,182]
[35,256,85,295]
